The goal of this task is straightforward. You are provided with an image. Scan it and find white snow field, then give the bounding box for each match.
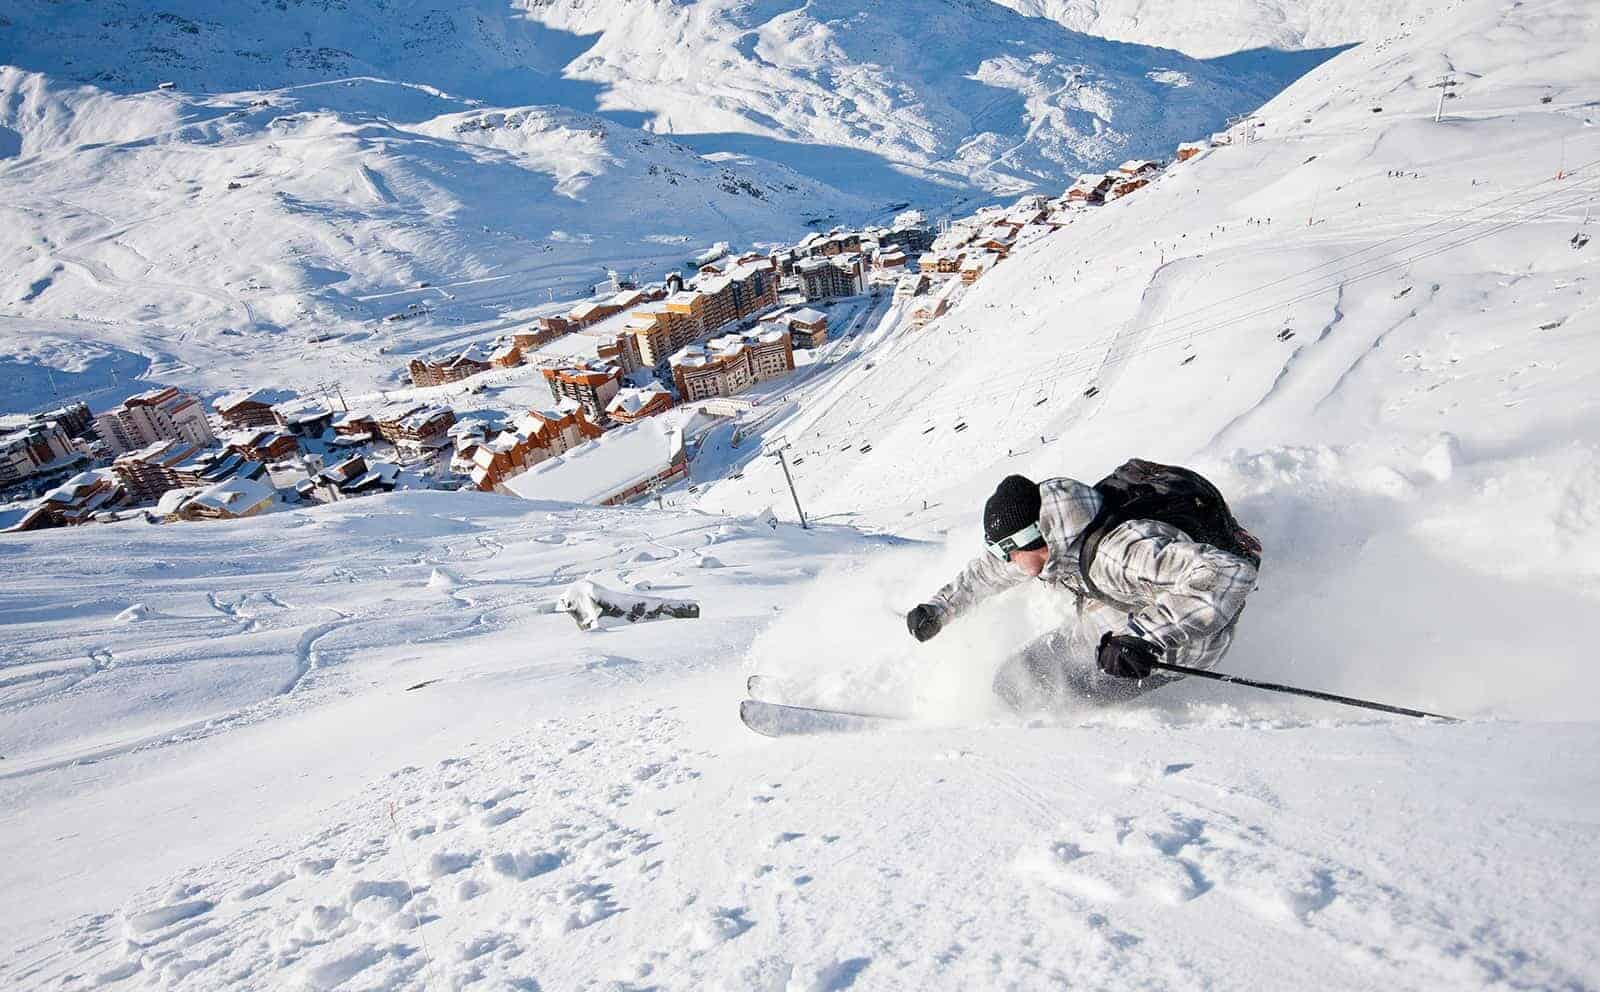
[991,0,1445,59]
[5,0,1600,990]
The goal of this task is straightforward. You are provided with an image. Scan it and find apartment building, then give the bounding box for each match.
[112,440,263,503]
[670,325,794,402]
[783,308,829,349]
[796,255,865,300]
[542,362,623,425]
[94,387,216,456]
[0,420,78,485]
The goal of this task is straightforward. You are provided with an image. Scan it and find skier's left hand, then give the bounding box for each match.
[1097,632,1163,679]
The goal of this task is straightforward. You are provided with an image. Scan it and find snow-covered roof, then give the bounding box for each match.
[697,274,733,295]
[155,486,203,516]
[214,387,274,412]
[188,476,276,515]
[788,307,827,325]
[961,251,1000,271]
[43,470,111,504]
[503,417,684,505]
[607,382,671,416]
[399,405,453,431]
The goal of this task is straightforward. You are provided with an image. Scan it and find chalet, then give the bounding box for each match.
[176,477,278,522]
[876,248,908,271]
[225,428,300,462]
[1110,176,1151,200]
[12,470,123,530]
[297,455,403,502]
[1066,174,1115,204]
[384,405,457,457]
[1175,141,1207,162]
[1002,204,1047,229]
[893,273,930,303]
[606,382,674,425]
[568,298,624,329]
[330,410,379,445]
[910,294,949,327]
[959,251,1000,285]
[533,315,571,339]
[213,389,279,430]
[409,345,492,387]
[973,228,1017,258]
[490,340,523,369]
[919,251,965,274]
[784,307,829,349]
[1117,159,1161,177]
[274,406,333,437]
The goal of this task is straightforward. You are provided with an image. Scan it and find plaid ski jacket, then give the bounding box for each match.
[927,478,1258,669]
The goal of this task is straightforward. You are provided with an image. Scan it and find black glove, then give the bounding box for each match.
[1097,632,1163,679]
[906,604,942,642]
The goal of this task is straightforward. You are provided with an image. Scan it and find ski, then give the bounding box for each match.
[739,698,905,737]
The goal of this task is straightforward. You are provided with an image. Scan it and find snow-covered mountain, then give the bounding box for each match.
[0,0,1327,412]
[0,67,868,407]
[5,0,1600,987]
[990,0,1446,58]
[2,0,1314,194]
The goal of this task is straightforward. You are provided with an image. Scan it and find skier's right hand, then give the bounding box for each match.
[906,604,942,642]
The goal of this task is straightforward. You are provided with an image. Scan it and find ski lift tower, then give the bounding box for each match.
[762,435,809,529]
[1429,75,1458,123]
[1226,112,1254,145]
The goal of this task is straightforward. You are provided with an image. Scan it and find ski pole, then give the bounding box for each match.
[1148,661,1460,722]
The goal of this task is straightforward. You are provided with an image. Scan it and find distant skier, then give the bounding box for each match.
[905,462,1261,710]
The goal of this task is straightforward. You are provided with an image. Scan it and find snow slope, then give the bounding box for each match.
[0,67,866,413]
[5,0,1600,988]
[1,0,1317,194]
[692,0,1600,722]
[991,0,1445,58]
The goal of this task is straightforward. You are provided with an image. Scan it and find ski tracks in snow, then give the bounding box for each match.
[1,708,722,991]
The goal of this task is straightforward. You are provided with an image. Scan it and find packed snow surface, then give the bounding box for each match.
[5,0,1600,988]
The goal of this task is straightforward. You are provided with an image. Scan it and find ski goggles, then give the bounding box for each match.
[986,522,1043,561]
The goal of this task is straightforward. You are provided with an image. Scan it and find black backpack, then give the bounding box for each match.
[1078,459,1262,604]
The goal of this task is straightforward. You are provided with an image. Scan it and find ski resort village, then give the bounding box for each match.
[3,0,1600,989]
[0,159,1195,533]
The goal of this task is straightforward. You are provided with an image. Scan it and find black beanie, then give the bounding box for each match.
[984,475,1046,547]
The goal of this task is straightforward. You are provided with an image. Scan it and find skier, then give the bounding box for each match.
[904,463,1261,710]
